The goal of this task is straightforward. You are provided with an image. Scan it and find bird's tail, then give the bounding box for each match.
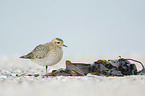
[20,55,25,58]
[20,53,33,59]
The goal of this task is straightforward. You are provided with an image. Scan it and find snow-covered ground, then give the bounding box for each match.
[0,56,145,96]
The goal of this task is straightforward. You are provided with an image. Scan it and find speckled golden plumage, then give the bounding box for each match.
[20,38,67,73]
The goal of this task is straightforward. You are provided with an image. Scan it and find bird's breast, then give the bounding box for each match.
[32,47,63,66]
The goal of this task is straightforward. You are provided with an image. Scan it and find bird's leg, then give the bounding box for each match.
[46,66,48,73]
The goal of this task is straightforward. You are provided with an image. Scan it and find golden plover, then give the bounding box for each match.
[20,38,67,73]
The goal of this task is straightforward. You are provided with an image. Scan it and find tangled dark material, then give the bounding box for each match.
[45,57,145,76]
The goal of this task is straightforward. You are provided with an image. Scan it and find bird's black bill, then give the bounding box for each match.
[63,44,68,47]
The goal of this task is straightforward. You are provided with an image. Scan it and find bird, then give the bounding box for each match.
[20,38,67,73]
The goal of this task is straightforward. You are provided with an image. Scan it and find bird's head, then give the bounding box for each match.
[51,38,67,47]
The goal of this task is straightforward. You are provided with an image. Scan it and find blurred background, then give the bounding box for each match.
[0,0,145,59]
[0,1,145,96]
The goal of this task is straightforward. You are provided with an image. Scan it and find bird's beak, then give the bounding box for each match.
[63,44,68,47]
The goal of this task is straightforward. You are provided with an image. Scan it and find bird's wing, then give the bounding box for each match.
[24,44,50,59]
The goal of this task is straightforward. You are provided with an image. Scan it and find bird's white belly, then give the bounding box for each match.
[31,49,63,66]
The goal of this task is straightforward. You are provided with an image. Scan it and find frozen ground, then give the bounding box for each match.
[0,56,145,96]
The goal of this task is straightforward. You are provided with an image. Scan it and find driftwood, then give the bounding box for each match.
[45,57,145,76]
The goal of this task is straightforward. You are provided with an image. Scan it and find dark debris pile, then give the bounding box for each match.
[45,57,145,76]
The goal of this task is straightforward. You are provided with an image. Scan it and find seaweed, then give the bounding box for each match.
[44,57,145,76]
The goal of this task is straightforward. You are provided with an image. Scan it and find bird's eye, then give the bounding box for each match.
[57,42,60,44]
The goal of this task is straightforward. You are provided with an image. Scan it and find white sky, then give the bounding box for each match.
[0,0,145,57]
